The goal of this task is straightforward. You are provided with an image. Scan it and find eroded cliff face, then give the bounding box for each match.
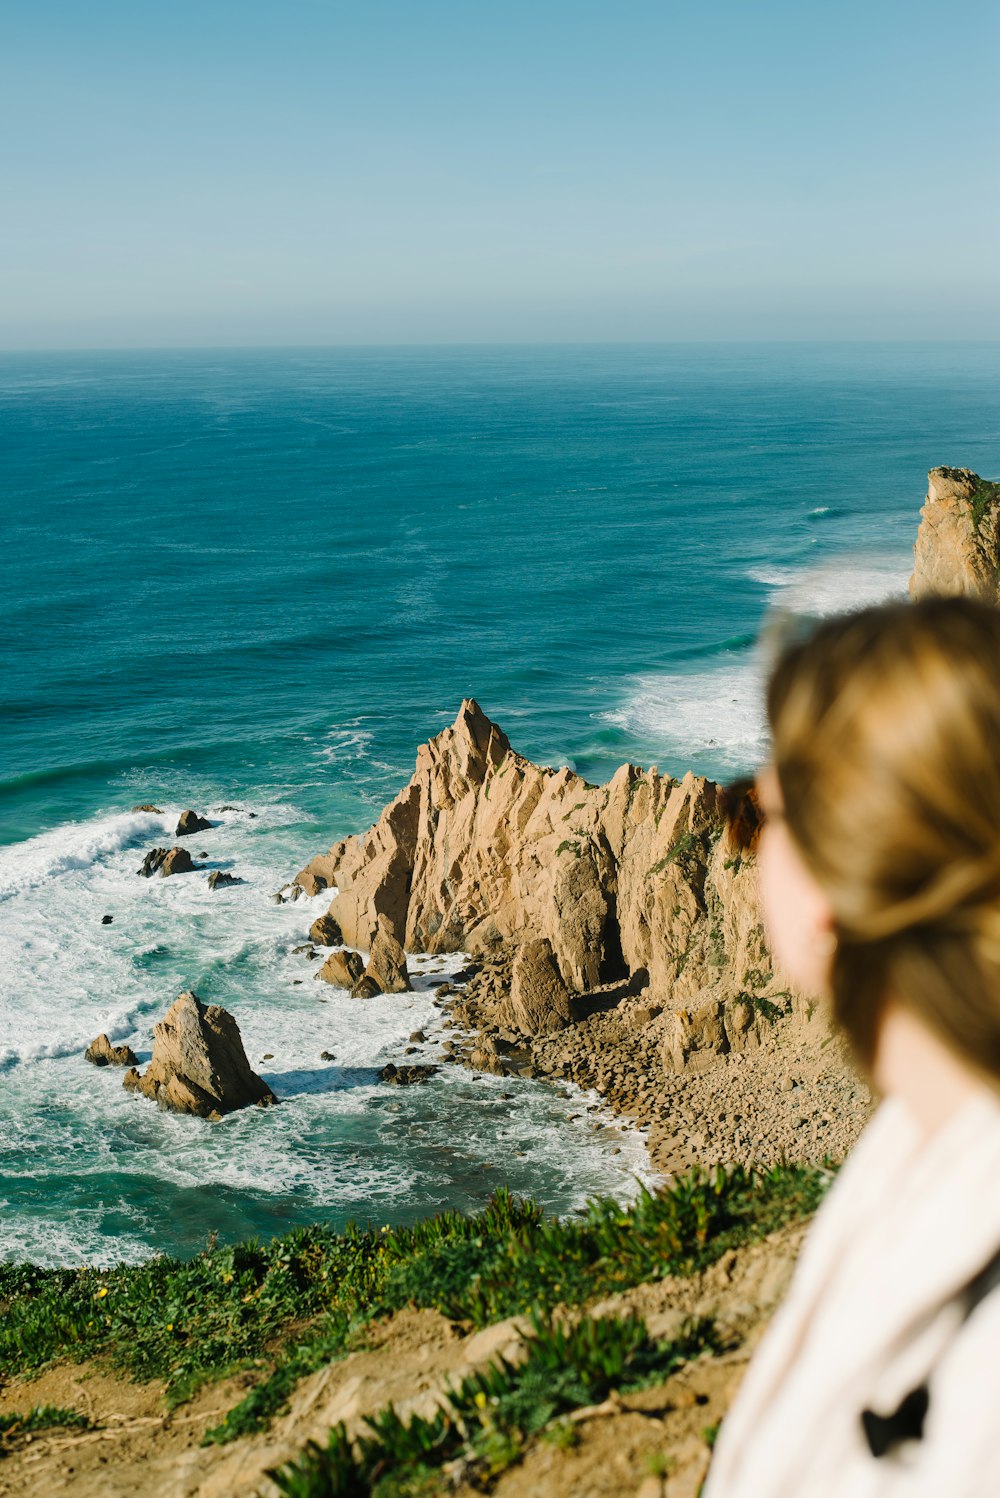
[910,467,1000,602]
[297,700,791,1066]
[296,465,996,1077]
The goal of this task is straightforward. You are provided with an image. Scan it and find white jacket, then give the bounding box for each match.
[703,1087,1000,1497]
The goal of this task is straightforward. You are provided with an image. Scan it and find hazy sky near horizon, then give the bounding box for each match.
[2,0,998,347]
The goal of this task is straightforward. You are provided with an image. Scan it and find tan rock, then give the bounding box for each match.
[160,847,198,877]
[309,913,344,946]
[297,846,345,898]
[362,914,412,994]
[85,1033,138,1067]
[315,949,365,987]
[910,466,1000,602]
[504,937,572,1035]
[665,1000,728,1074]
[351,975,383,999]
[297,856,336,896]
[122,991,277,1119]
[294,699,794,1064]
[459,1315,530,1367]
[137,846,199,878]
[469,1045,507,1075]
[176,809,212,837]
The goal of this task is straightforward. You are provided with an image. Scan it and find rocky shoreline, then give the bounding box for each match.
[434,954,874,1176]
[291,466,1000,1181]
[290,672,874,1175]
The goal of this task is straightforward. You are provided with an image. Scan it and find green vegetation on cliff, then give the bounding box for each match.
[938,466,1000,534]
[271,1310,722,1497]
[0,1164,830,1465]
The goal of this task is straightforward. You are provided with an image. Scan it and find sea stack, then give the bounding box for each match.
[295,698,776,1056]
[910,467,1000,602]
[123,991,277,1120]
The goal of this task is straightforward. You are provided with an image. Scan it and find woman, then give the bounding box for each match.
[704,594,1000,1497]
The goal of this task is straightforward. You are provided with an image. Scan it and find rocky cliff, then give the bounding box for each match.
[296,465,999,1084]
[910,466,1000,602]
[297,700,791,1072]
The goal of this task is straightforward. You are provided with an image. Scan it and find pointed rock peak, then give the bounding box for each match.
[123,990,277,1118]
[451,699,511,761]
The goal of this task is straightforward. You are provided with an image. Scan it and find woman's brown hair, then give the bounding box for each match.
[765,595,1000,1075]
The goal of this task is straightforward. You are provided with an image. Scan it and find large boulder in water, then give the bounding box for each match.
[315,948,365,988]
[85,1033,138,1067]
[122,991,277,1119]
[138,847,201,878]
[176,809,212,837]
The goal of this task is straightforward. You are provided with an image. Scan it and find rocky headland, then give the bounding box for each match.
[910,465,1000,603]
[294,466,1000,1176]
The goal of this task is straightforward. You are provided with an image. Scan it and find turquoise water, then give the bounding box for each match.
[2,343,998,1265]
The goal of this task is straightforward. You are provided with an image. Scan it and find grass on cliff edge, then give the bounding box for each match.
[270,1309,723,1498]
[0,1164,830,1444]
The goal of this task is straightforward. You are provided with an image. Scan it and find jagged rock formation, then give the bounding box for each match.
[122,991,277,1119]
[360,914,412,994]
[297,700,788,1063]
[316,948,365,988]
[502,938,572,1035]
[85,1033,138,1067]
[176,809,212,837]
[137,846,201,877]
[910,466,1000,602]
[379,1062,439,1085]
[297,465,988,1069]
[207,870,242,889]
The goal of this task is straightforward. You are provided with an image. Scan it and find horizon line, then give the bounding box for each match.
[3,336,1000,356]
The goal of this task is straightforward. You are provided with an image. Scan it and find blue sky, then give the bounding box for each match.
[2,0,997,346]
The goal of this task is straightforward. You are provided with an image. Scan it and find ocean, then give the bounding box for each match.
[2,342,998,1267]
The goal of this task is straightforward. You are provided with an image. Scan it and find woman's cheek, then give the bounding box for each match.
[757,827,823,994]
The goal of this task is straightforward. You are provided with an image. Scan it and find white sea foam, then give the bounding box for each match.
[0,810,170,900]
[315,724,376,766]
[599,658,769,776]
[0,800,655,1265]
[746,553,910,616]
[601,551,911,774]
